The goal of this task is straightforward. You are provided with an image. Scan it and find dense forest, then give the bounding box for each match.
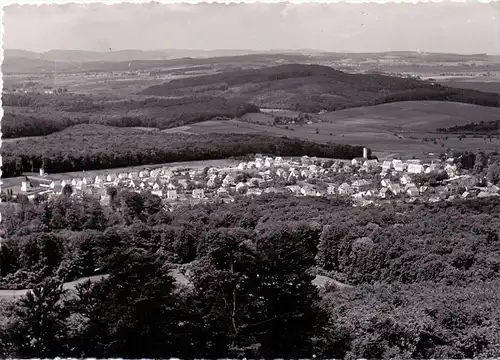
[1,193,500,358]
[141,64,500,112]
[436,120,500,135]
[1,124,365,177]
[2,94,260,138]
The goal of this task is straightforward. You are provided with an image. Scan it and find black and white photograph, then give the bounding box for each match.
[1,0,500,358]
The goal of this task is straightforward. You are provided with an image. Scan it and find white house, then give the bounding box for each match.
[49,180,60,189]
[287,170,299,181]
[152,190,163,197]
[352,179,372,192]
[301,185,317,197]
[247,188,262,197]
[381,179,391,188]
[128,172,139,180]
[192,188,205,199]
[407,164,424,174]
[106,173,117,182]
[388,183,402,195]
[301,156,312,165]
[94,175,105,186]
[309,164,319,174]
[237,162,247,171]
[407,186,419,198]
[223,174,236,187]
[392,159,404,172]
[264,158,274,168]
[139,170,150,178]
[286,185,302,195]
[379,187,390,199]
[276,168,287,178]
[167,189,178,200]
[235,182,247,193]
[400,175,412,185]
[363,159,380,169]
[118,173,128,180]
[20,178,32,192]
[425,163,440,174]
[217,187,229,197]
[82,177,94,186]
[338,183,353,196]
[381,161,393,171]
[445,164,458,178]
[152,181,162,191]
[327,184,336,195]
[351,157,365,166]
[150,169,162,178]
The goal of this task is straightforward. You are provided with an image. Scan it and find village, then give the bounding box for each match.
[7,148,500,210]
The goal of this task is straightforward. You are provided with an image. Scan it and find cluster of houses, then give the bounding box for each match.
[12,151,500,209]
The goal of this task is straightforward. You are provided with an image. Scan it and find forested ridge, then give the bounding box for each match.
[2,94,260,138]
[1,124,365,177]
[1,193,500,358]
[141,64,500,112]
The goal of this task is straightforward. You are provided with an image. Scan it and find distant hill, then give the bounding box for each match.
[3,48,312,64]
[140,64,500,112]
[2,52,311,74]
[5,48,498,74]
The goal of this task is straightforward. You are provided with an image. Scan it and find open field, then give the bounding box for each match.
[156,100,500,156]
[319,101,500,131]
[438,79,500,95]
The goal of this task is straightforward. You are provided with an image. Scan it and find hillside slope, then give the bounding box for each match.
[141,64,500,112]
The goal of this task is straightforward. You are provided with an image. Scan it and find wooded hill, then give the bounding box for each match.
[1,124,365,177]
[2,95,260,138]
[141,64,500,112]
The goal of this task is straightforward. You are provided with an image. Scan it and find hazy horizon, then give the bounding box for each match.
[3,2,500,55]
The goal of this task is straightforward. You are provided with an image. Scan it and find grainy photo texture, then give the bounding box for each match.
[0,1,500,358]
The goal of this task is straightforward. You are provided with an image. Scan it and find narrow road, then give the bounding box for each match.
[0,274,109,300]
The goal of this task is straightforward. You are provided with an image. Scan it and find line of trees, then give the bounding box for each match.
[437,120,500,135]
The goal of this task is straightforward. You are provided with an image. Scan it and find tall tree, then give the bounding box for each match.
[252,222,325,358]
[5,277,69,358]
[71,247,181,358]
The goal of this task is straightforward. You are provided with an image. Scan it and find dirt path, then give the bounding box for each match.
[0,274,109,300]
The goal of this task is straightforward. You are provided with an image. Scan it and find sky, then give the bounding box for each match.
[3,1,500,54]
